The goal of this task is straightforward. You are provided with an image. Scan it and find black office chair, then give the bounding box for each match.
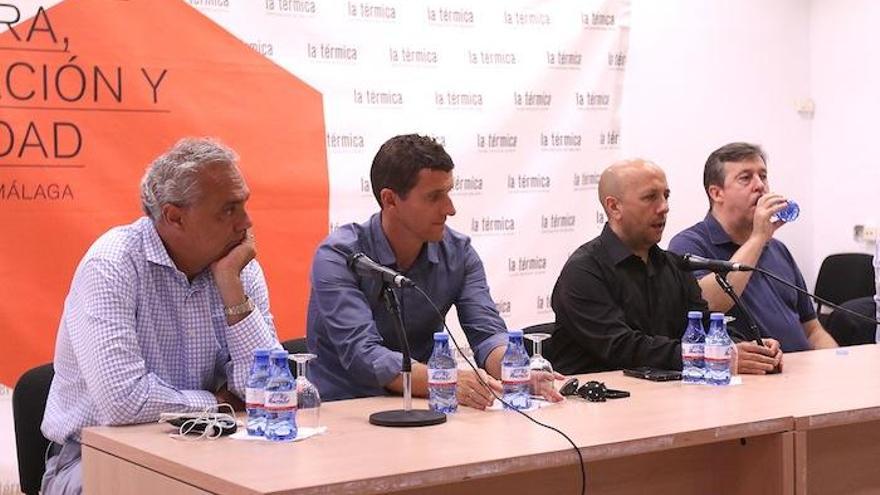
[281,338,309,374]
[814,253,875,321]
[825,296,877,346]
[521,322,556,357]
[12,363,55,495]
[281,337,308,355]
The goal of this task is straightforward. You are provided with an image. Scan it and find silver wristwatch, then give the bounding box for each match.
[224,296,255,316]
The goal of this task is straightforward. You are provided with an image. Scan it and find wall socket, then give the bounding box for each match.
[853,225,877,244]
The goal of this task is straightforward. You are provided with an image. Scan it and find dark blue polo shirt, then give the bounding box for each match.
[668,214,815,352]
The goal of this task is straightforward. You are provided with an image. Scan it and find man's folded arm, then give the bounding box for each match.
[224,260,282,399]
[68,259,217,426]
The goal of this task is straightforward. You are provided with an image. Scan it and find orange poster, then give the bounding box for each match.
[0,0,328,385]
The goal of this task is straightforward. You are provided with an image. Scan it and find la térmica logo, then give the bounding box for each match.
[546,50,581,69]
[476,133,517,152]
[536,294,552,313]
[348,2,397,21]
[352,88,403,106]
[389,46,439,66]
[308,42,359,64]
[573,172,600,190]
[326,132,366,152]
[508,256,547,276]
[576,92,610,110]
[540,132,582,151]
[502,9,551,27]
[582,11,616,30]
[495,299,512,316]
[470,216,515,235]
[265,0,317,15]
[426,6,474,26]
[514,91,551,110]
[508,174,550,193]
[541,213,576,233]
[435,91,483,109]
[468,50,516,65]
[452,175,483,195]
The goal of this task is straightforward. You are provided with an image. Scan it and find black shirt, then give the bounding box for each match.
[546,224,708,374]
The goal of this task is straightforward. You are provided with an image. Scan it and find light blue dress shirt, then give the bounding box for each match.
[42,217,279,444]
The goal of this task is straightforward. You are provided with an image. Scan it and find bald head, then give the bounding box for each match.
[598,159,664,214]
[597,158,670,259]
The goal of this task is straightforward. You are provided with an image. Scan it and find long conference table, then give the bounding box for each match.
[81,345,880,494]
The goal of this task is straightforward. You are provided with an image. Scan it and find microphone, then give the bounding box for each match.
[679,253,754,273]
[347,254,444,427]
[347,252,415,288]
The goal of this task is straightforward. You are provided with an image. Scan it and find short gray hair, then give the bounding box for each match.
[140,138,238,221]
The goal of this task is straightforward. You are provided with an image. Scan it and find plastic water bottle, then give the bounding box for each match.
[705,312,733,386]
[245,349,271,436]
[427,332,458,413]
[501,330,531,410]
[770,200,799,223]
[681,311,706,384]
[264,349,297,441]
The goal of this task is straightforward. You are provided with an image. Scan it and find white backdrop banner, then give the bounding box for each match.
[0,0,629,486]
[193,0,631,332]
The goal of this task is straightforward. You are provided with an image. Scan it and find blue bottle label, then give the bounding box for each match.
[245,387,265,409]
[705,344,731,361]
[428,367,457,385]
[265,390,297,411]
[502,366,530,384]
[682,343,705,358]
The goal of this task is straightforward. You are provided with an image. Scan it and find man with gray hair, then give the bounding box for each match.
[40,138,279,495]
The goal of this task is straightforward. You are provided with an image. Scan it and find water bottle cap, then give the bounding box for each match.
[253,349,270,357]
[687,311,703,319]
[508,329,524,337]
[709,312,725,320]
[270,349,289,359]
[433,332,448,341]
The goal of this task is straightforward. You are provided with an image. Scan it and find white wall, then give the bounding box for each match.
[621,0,817,285]
[3,0,876,491]
[810,0,880,263]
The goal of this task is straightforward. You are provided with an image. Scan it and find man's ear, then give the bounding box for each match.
[161,203,185,230]
[379,188,397,210]
[604,195,621,220]
[707,184,724,205]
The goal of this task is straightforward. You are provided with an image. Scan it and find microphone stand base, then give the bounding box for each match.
[369,409,446,427]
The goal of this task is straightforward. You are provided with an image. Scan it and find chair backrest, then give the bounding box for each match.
[281,338,309,374]
[12,363,55,495]
[814,253,875,313]
[825,296,877,346]
[281,338,308,355]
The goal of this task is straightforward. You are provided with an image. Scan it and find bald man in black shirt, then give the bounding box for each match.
[546,159,708,374]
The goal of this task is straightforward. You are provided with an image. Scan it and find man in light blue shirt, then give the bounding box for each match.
[308,134,562,408]
[41,138,279,495]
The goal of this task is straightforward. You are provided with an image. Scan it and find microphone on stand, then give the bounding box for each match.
[674,253,766,349]
[346,252,445,428]
[347,252,415,288]
[676,253,880,341]
[679,253,753,273]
